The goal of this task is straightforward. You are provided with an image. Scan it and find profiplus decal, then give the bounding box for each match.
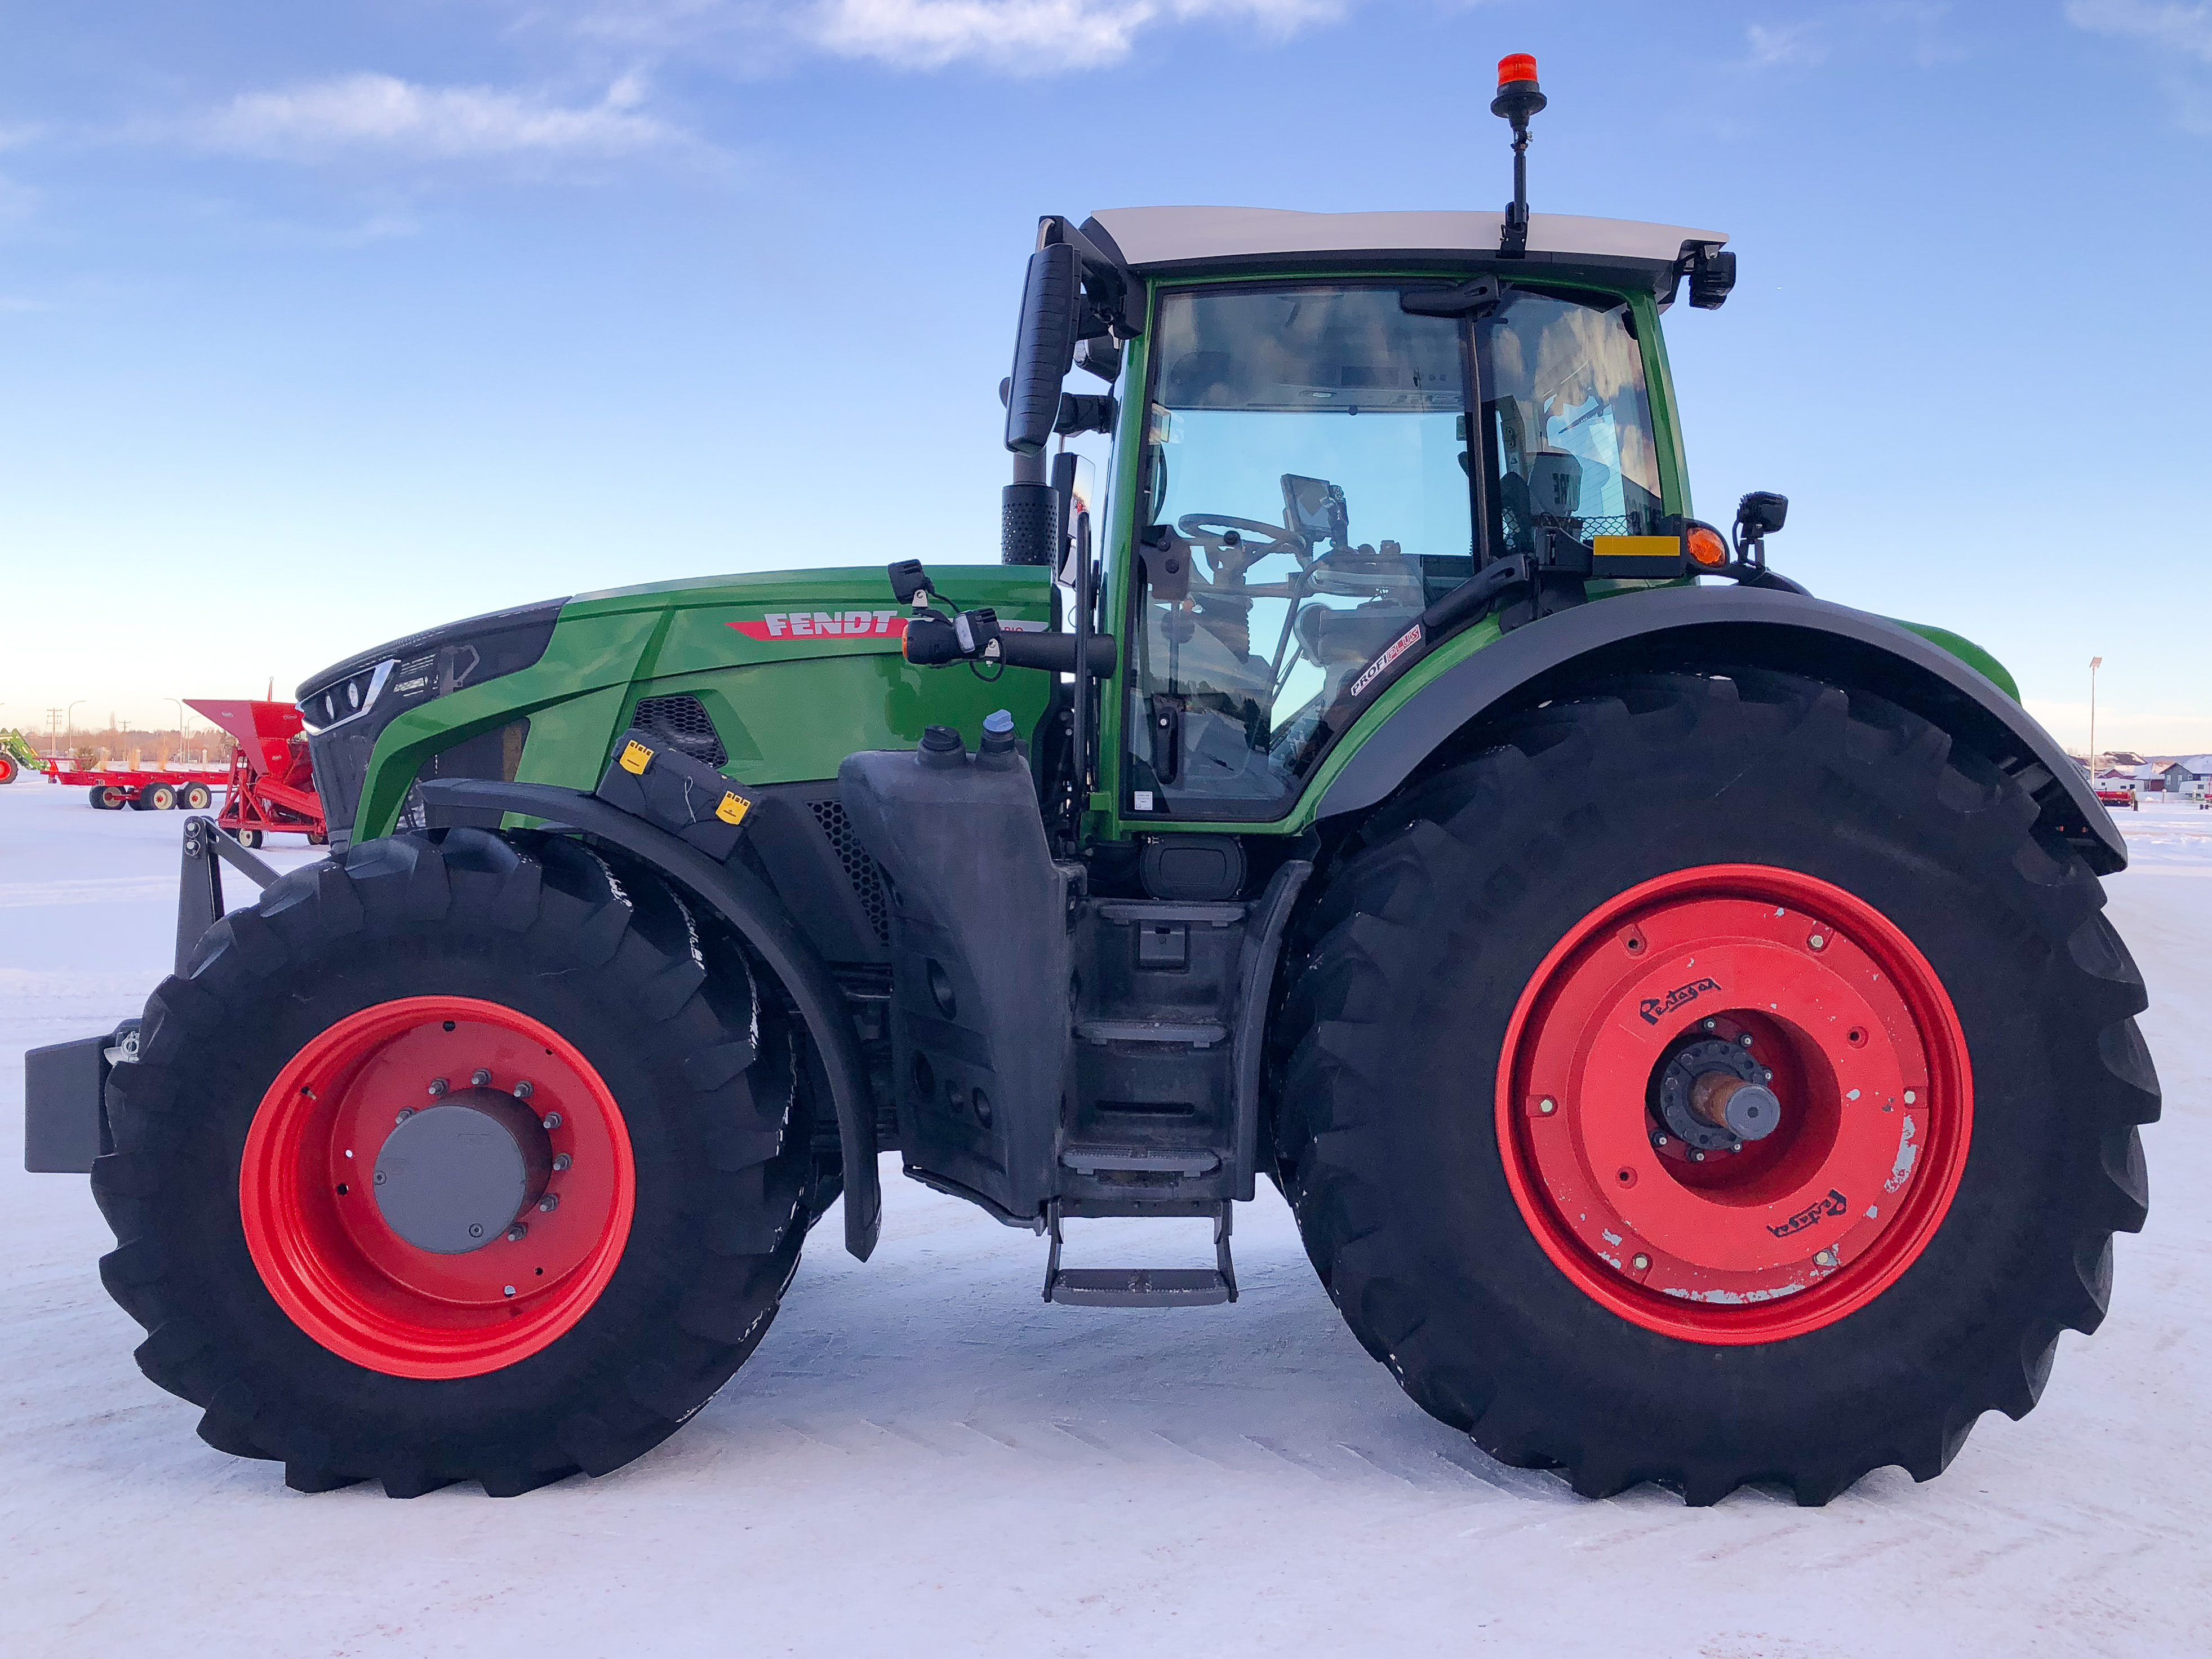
[1638,975,1722,1026]
[728,610,907,642]
[1347,624,1425,700]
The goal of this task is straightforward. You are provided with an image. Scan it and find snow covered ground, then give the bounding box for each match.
[2,780,2207,1657]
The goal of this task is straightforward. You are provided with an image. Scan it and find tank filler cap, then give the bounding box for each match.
[918,724,969,769]
[977,708,1021,769]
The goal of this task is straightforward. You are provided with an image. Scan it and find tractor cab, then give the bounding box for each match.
[900,195,1742,836]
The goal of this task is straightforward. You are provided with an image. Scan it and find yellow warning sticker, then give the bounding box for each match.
[619,739,654,775]
[715,792,752,827]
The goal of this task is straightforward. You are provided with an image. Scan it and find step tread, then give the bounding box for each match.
[1047,1267,1234,1307]
[1059,1145,1222,1175]
[1073,1018,1229,1048]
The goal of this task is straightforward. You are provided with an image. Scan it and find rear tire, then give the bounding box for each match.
[144,783,179,810]
[94,829,817,1496]
[1274,669,2158,1504]
[89,784,118,810]
[236,828,262,848]
[180,783,213,811]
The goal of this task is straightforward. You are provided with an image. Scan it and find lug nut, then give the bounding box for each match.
[1814,1248,1839,1268]
[1738,1032,1755,1048]
[1536,1097,1557,1115]
[505,1223,528,1243]
[1690,1150,1707,1163]
[541,1111,563,1130]
[1807,932,1828,951]
[513,1079,534,1099]
[552,1153,571,1173]
[472,1068,493,1087]
[538,1194,560,1213]
[1652,1133,1670,1148]
[1903,1089,1917,1104]
[1701,1018,1716,1032]
[1631,1253,1651,1271]
[503,1285,516,1298]
[394,1107,415,1126]
[427,1077,448,1098]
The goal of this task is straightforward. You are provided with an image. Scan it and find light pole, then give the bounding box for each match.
[2089,656,2102,771]
[167,698,186,761]
[65,700,85,753]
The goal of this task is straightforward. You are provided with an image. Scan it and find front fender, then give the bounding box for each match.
[1316,585,2124,877]
[415,778,883,1260]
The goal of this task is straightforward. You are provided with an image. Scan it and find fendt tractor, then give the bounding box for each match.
[25,58,2158,1505]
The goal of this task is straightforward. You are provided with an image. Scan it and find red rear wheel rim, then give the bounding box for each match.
[240,996,635,1379]
[1496,864,1971,1345]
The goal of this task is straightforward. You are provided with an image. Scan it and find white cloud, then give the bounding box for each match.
[2067,0,2212,131]
[806,0,1344,74]
[2066,0,2212,61]
[193,72,683,160]
[1745,21,1829,68]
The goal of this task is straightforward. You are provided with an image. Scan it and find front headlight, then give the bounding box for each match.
[295,597,568,845]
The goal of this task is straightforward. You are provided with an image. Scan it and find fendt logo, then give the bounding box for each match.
[728,610,908,642]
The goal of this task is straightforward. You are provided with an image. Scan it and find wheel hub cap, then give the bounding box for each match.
[372,1088,552,1254]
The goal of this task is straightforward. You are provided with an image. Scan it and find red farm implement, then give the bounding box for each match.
[185,699,328,848]
[41,756,230,811]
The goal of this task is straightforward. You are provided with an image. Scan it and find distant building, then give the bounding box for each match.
[2161,757,2212,800]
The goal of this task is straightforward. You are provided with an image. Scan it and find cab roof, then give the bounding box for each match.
[1080,206,1727,299]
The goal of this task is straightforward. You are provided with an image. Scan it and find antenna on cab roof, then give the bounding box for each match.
[1492,53,1546,259]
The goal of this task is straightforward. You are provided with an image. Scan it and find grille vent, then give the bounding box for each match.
[633,693,726,767]
[809,799,891,946]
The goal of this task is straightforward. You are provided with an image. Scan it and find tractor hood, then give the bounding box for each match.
[313,564,1056,848]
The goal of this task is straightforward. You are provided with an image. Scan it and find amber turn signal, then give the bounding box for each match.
[1686,525,1729,569]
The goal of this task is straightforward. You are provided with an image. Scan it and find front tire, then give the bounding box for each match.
[95,829,817,1496]
[1275,669,2158,1504]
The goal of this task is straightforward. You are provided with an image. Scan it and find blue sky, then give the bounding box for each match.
[2,0,2207,753]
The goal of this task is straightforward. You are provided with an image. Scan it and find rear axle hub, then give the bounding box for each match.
[1656,1037,1776,1152]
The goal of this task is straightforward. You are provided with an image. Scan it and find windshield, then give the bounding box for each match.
[1127,280,1662,818]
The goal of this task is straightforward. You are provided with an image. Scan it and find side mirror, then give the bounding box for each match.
[1735,491,1788,540]
[1005,242,1081,456]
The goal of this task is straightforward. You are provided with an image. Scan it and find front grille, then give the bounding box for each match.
[633,693,727,767]
[809,798,891,946]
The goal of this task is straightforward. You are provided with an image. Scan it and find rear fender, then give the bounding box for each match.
[1316,585,2124,876]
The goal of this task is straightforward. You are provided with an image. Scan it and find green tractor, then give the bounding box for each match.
[0,727,40,784]
[26,57,2157,1505]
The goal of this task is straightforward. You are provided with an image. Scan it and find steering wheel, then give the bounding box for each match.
[1176,513,1300,559]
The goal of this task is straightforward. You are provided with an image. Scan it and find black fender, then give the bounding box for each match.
[417,778,882,1260]
[1317,585,2125,877]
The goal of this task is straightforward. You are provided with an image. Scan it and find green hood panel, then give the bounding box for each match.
[356,564,1054,839]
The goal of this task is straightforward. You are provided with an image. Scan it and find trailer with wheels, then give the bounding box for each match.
[21,55,2157,1506]
[39,758,229,809]
[186,698,327,846]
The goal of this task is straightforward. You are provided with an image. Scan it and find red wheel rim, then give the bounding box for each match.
[240,996,635,1379]
[1496,864,1971,1345]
